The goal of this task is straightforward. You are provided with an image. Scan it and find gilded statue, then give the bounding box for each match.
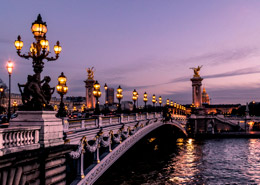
[190,65,203,77]
[87,67,95,80]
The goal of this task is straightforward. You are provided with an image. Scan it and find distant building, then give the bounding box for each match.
[107,88,114,105]
[121,101,133,111]
[65,96,86,112]
[202,87,210,105]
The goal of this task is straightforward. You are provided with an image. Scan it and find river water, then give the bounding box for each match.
[96,132,260,184]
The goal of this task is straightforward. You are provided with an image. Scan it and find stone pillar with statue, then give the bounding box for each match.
[190,65,203,110]
[85,67,96,109]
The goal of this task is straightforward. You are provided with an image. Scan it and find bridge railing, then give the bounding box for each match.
[65,112,163,132]
[0,126,41,156]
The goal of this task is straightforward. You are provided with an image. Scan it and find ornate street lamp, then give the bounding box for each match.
[93,81,101,115]
[116,85,123,113]
[158,96,162,107]
[104,83,108,105]
[56,72,68,117]
[14,14,62,110]
[0,86,4,108]
[152,94,156,110]
[152,94,156,105]
[143,92,148,110]
[170,100,173,107]
[132,89,138,112]
[6,61,13,121]
[166,99,170,106]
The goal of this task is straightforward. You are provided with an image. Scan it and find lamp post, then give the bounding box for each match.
[93,81,101,115]
[104,83,108,105]
[158,96,162,111]
[143,92,148,111]
[152,94,156,112]
[116,86,123,113]
[0,86,4,108]
[6,61,13,122]
[132,89,138,112]
[56,72,68,117]
[166,99,170,107]
[14,14,62,110]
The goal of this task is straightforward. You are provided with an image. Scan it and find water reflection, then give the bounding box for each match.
[96,137,260,184]
[167,138,201,184]
[158,138,260,184]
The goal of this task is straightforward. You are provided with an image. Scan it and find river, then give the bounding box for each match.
[95,131,260,184]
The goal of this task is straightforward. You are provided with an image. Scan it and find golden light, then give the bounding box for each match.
[152,94,156,103]
[31,14,48,37]
[133,89,137,96]
[104,83,108,90]
[166,99,170,105]
[73,106,77,111]
[132,95,137,101]
[6,61,14,74]
[58,72,67,85]
[30,43,37,54]
[14,35,23,50]
[170,101,173,106]
[174,102,176,108]
[54,105,58,111]
[94,81,101,90]
[117,85,123,94]
[54,41,62,55]
[0,87,3,93]
[40,36,49,49]
[143,92,148,102]
[57,72,68,95]
[12,101,18,107]
[65,106,68,111]
[56,85,62,92]
[159,96,162,104]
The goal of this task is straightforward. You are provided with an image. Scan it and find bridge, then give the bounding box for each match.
[0,111,187,185]
[66,112,186,185]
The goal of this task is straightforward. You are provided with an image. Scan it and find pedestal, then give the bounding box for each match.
[191,76,203,108]
[85,79,95,109]
[9,111,64,148]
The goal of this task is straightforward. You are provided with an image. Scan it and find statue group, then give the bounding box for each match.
[18,75,55,110]
[190,65,203,77]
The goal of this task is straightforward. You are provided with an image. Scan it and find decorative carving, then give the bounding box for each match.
[190,65,203,77]
[87,67,95,80]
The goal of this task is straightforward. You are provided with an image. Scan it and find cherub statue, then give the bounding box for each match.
[190,65,203,77]
[87,67,95,80]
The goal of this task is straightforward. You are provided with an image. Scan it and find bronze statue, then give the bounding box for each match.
[41,76,55,104]
[190,65,203,77]
[87,67,95,80]
[18,74,54,110]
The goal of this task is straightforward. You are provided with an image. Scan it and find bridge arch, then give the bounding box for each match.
[70,118,187,185]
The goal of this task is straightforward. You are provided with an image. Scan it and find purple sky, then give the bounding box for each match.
[1,1,260,105]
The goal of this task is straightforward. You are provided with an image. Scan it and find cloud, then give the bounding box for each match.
[168,66,260,84]
[180,47,259,66]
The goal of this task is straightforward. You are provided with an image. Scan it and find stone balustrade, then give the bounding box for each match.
[65,113,164,132]
[0,126,41,156]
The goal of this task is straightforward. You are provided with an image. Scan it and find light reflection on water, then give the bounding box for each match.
[96,137,260,185]
[155,138,260,184]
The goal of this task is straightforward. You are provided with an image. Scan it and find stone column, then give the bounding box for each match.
[190,76,203,108]
[84,79,95,109]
